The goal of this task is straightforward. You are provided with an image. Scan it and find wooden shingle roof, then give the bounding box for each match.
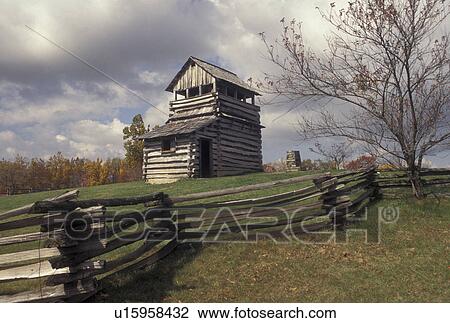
[139,116,217,139]
[165,56,260,95]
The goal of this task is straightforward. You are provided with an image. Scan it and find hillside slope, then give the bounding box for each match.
[0,171,448,302]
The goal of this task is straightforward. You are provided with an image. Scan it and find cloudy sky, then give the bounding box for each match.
[0,0,448,166]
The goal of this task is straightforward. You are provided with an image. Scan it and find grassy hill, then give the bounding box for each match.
[96,196,449,302]
[0,170,326,213]
[0,171,449,302]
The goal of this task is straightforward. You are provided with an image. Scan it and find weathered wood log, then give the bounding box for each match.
[57,238,108,254]
[0,209,98,233]
[420,169,450,176]
[0,278,98,303]
[336,179,373,195]
[423,179,450,186]
[324,201,353,211]
[0,210,90,233]
[0,231,48,246]
[334,169,366,179]
[322,195,351,204]
[0,260,104,282]
[337,169,376,185]
[314,175,345,227]
[49,229,173,269]
[374,178,450,188]
[377,175,409,181]
[0,229,77,249]
[180,208,327,234]
[179,214,331,240]
[179,184,320,209]
[377,179,450,190]
[0,190,79,222]
[313,177,339,190]
[171,173,331,203]
[0,215,44,232]
[106,239,178,276]
[177,203,324,231]
[170,92,216,107]
[259,190,322,208]
[44,260,105,286]
[218,93,261,111]
[378,169,450,181]
[176,200,323,225]
[181,209,300,236]
[0,248,62,269]
[219,103,260,123]
[220,131,262,147]
[350,188,375,208]
[41,213,94,233]
[182,221,329,241]
[47,233,174,285]
[30,193,164,213]
[376,182,410,188]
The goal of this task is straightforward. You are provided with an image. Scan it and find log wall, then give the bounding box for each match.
[143,92,263,183]
[143,134,193,184]
[190,121,220,178]
[169,93,217,122]
[216,116,262,176]
[217,94,261,124]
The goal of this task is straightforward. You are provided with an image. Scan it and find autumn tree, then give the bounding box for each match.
[260,0,449,198]
[84,159,106,186]
[345,155,377,170]
[69,157,86,187]
[0,153,143,195]
[123,114,147,170]
[107,158,122,183]
[29,158,51,191]
[0,156,29,194]
[47,152,71,189]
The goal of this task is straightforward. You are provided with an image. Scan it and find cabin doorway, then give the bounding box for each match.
[199,139,212,178]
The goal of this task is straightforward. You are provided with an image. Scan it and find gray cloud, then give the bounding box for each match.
[8,0,435,165]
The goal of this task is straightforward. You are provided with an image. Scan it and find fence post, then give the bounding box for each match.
[41,206,103,302]
[367,167,381,200]
[314,175,350,229]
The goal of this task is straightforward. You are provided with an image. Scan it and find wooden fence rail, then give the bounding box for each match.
[2,166,447,302]
[376,169,450,190]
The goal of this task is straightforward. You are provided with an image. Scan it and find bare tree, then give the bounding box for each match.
[309,141,353,170]
[258,0,449,198]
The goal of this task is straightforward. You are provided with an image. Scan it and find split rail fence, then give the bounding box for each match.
[376,168,450,197]
[1,166,447,302]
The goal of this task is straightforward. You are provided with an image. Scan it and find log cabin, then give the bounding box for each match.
[140,56,264,184]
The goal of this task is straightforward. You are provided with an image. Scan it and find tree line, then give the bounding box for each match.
[264,155,377,173]
[0,114,148,195]
[0,153,142,195]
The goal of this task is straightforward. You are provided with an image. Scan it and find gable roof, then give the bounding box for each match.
[139,116,217,139]
[165,56,260,95]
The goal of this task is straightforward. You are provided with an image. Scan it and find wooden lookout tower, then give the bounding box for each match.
[140,56,264,184]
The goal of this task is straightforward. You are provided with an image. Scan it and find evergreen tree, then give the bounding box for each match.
[123,114,147,169]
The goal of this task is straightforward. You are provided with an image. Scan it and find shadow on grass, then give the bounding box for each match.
[90,243,204,302]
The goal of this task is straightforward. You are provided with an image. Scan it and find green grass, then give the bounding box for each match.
[96,197,450,302]
[0,170,324,213]
[0,170,320,296]
[0,171,449,302]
